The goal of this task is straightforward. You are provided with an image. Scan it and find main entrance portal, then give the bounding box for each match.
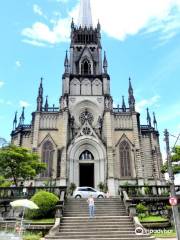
[79,163,94,187]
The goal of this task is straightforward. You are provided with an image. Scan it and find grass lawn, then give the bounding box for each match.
[29,218,54,224]
[152,229,176,238]
[23,233,42,240]
[140,215,168,222]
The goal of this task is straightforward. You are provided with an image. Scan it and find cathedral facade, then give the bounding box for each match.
[11,0,164,195]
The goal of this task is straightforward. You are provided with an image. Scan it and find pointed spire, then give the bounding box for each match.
[19,107,25,126]
[153,112,157,130]
[13,111,18,130]
[44,96,49,111]
[97,19,101,31]
[78,0,93,28]
[147,108,151,127]
[71,18,75,29]
[128,77,135,111]
[64,51,69,74]
[37,78,43,111]
[103,51,108,74]
[122,96,126,112]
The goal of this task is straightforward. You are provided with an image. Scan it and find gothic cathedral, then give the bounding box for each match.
[11,0,164,195]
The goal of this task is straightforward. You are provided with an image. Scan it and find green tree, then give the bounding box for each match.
[161,146,180,174]
[0,145,46,186]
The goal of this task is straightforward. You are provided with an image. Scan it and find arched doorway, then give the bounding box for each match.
[79,150,94,187]
[67,137,106,188]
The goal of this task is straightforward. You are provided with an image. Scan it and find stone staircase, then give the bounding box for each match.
[46,197,155,240]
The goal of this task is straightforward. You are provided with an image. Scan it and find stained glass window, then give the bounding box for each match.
[120,141,132,177]
[42,141,54,178]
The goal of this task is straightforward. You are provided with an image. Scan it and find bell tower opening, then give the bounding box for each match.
[81,59,91,75]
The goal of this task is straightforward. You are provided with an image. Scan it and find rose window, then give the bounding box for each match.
[79,110,94,125]
[82,127,91,135]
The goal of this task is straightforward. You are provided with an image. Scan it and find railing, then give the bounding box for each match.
[113,107,130,113]
[119,185,180,198]
[42,107,59,112]
[0,186,67,201]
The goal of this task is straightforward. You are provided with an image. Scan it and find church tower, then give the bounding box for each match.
[11,0,164,195]
[61,0,112,190]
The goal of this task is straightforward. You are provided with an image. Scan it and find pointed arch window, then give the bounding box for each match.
[81,59,91,75]
[119,140,132,177]
[79,150,94,160]
[42,141,54,178]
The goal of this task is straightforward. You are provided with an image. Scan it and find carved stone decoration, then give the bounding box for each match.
[61,96,68,110]
[79,109,94,125]
[69,97,76,103]
[97,97,103,103]
[82,126,91,135]
[104,96,113,111]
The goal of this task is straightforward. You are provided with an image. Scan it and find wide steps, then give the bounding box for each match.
[45,198,154,240]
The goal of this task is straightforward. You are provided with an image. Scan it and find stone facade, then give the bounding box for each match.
[11,2,164,195]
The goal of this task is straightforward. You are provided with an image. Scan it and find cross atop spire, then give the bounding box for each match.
[78,0,93,28]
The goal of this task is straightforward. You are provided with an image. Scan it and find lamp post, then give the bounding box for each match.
[164,129,180,240]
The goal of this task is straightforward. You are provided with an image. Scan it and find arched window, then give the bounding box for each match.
[119,141,132,177]
[42,141,54,178]
[81,59,91,75]
[79,150,94,160]
[70,78,80,95]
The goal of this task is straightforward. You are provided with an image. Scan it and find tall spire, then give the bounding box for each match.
[128,77,135,111]
[13,111,18,130]
[103,51,108,74]
[19,107,25,126]
[153,112,157,130]
[122,96,126,112]
[147,108,152,127]
[78,0,93,28]
[37,77,43,112]
[44,96,49,111]
[64,50,69,74]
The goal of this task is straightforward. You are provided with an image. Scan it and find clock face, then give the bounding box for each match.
[79,110,94,125]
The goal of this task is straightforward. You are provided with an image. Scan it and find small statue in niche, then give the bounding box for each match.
[70,115,75,137]
[98,116,103,135]
[105,97,109,109]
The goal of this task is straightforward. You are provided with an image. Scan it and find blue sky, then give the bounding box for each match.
[0,0,180,181]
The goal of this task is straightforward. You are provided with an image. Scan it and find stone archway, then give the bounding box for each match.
[67,136,106,188]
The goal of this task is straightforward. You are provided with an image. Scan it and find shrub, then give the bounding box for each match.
[26,191,59,219]
[98,182,108,192]
[136,203,148,219]
[0,176,12,187]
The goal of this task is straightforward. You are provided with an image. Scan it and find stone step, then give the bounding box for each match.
[45,198,154,240]
[46,238,155,240]
[59,227,135,232]
[46,234,154,239]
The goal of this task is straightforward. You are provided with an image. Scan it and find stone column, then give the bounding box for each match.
[60,110,69,186]
[132,113,143,179]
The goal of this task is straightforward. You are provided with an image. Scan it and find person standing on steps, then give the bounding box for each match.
[87,194,95,218]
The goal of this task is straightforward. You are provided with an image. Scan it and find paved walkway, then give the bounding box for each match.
[156,238,177,240]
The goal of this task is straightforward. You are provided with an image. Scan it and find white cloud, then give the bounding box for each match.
[22,0,180,46]
[91,0,180,42]
[15,61,21,68]
[19,101,30,107]
[0,81,4,88]
[136,95,160,113]
[22,39,47,47]
[22,19,71,45]
[33,4,43,16]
